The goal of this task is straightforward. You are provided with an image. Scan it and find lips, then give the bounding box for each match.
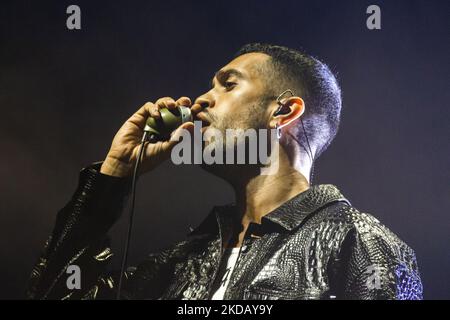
[194,112,211,128]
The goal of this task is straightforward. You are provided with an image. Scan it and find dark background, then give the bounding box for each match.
[0,0,448,299]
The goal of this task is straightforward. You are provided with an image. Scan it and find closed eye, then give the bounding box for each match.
[224,81,237,90]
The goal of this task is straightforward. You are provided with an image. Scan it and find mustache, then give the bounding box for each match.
[197,110,217,124]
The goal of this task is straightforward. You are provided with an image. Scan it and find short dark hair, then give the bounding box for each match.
[234,43,342,160]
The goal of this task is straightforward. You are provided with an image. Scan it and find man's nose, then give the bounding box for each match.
[192,94,215,113]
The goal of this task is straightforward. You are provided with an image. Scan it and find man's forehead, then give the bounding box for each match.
[217,52,270,78]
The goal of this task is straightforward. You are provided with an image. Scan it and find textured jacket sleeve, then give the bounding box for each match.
[336,213,423,300]
[27,162,177,300]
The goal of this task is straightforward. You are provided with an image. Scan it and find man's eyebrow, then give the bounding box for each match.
[210,68,245,88]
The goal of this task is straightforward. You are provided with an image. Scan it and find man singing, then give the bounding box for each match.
[28,43,423,300]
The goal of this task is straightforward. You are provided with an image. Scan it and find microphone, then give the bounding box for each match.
[144,105,193,141]
[117,104,193,299]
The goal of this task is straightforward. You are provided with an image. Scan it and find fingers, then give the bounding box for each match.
[191,97,210,114]
[161,121,195,152]
[170,121,194,140]
[175,96,192,108]
[150,96,192,118]
[126,102,153,127]
[127,97,192,131]
[148,102,161,119]
[190,103,202,114]
[143,121,194,164]
[155,97,176,110]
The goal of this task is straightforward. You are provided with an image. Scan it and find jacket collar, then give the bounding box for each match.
[260,184,350,230]
[189,184,351,236]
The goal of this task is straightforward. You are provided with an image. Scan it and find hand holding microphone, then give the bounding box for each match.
[100,97,195,177]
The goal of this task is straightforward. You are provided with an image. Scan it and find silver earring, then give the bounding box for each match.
[276,123,282,139]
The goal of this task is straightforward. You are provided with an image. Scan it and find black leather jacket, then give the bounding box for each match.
[27,162,423,300]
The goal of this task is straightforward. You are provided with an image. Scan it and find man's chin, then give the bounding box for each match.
[200,125,212,134]
[198,159,265,181]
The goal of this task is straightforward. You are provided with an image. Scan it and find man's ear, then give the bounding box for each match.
[270,97,305,129]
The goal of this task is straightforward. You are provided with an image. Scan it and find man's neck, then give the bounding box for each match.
[233,167,309,227]
[225,156,310,247]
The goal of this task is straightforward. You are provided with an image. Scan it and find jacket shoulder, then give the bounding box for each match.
[315,203,423,299]
[323,203,412,252]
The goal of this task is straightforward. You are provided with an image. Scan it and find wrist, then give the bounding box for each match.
[100,156,133,177]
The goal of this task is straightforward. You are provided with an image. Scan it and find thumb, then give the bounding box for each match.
[161,121,194,152]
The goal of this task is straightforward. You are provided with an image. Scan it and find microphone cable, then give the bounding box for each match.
[116,130,154,300]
